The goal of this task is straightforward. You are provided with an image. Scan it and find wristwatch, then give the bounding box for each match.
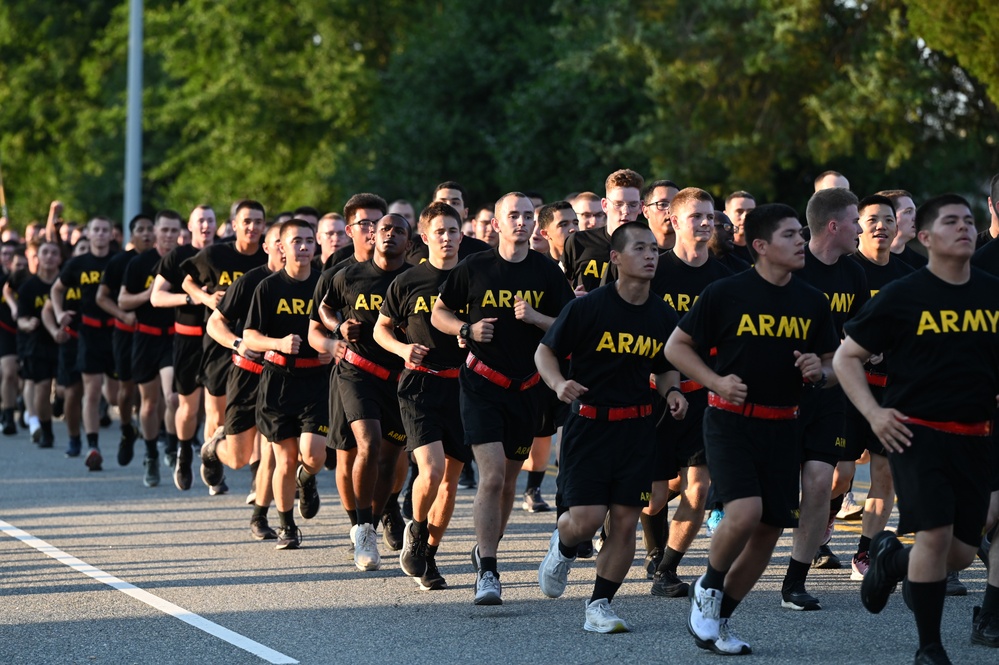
[459,323,471,340]
[809,371,828,389]
[185,294,194,306]
[332,320,344,339]
[232,337,242,350]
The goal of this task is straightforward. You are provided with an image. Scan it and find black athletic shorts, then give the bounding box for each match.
[57,336,81,387]
[654,388,708,481]
[225,358,261,436]
[23,354,57,382]
[0,325,16,358]
[131,330,173,385]
[534,384,568,438]
[889,424,993,547]
[397,369,471,463]
[337,363,406,447]
[256,366,329,442]
[199,342,231,397]
[797,386,846,467]
[459,366,540,462]
[843,398,886,459]
[76,324,115,376]
[112,328,134,382]
[703,407,801,528]
[327,364,356,451]
[558,411,655,508]
[173,332,205,396]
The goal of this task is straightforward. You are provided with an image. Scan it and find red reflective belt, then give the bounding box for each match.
[264,350,323,369]
[174,323,203,336]
[404,362,460,379]
[465,353,540,391]
[81,315,113,328]
[231,353,263,374]
[903,417,991,437]
[680,379,704,393]
[343,348,396,381]
[137,323,174,336]
[0,320,15,334]
[575,403,653,422]
[63,327,79,339]
[708,392,799,420]
[865,371,888,388]
[114,319,136,333]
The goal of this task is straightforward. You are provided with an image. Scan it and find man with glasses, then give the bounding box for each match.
[709,211,749,272]
[642,180,680,253]
[324,195,383,270]
[725,191,757,266]
[316,213,349,266]
[562,170,645,293]
[572,193,607,231]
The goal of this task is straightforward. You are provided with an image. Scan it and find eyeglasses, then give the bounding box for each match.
[645,200,670,211]
[714,222,734,231]
[579,212,607,220]
[608,200,641,211]
[349,220,376,229]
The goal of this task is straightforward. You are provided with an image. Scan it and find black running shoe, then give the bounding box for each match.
[651,569,690,598]
[399,522,428,578]
[2,410,16,436]
[98,398,112,428]
[418,556,447,591]
[913,643,952,665]
[576,539,594,559]
[250,517,278,541]
[296,465,320,519]
[143,456,160,488]
[85,447,103,471]
[275,526,302,550]
[811,543,841,569]
[781,584,821,611]
[52,396,64,419]
[382,504,404,551]
[174,446,193,491]
[118,424,137,466]
[65,438,82,458]
[861,531,903,614]
[200,426,225,487]
[458,463,476,489]
[645,550,662,579]
[972,606,999,648]
[402,488,413,521]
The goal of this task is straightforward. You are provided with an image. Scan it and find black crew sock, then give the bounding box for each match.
[590,575,622,603]
[356,507,374,525]
[86,433,99,448]
[252,505,268,519]
[720,593,741,619]
[858,535,872,554]
[480,556,498,575]
[413,519,428,540]
[981,583,999,615]
[383,492,401,516]
[346,508,358,526]
[249,459,259,476]
[908,579,946,648]
[830,492,845,514]
[179,438,194,453]
[558,537,579,559]
[278,509,295,529]
[703,563,727,591]
[883,545,911,580]
[166,432,178,452]
[782,557,811,590]
[526,470,545,491]
[144,438,158,458]
[426,543,439,558]
[640,509,668,556]
[40,420,54,436]
[660,546,685,574]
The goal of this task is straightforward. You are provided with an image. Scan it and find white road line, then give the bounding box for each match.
[0,519,298,665]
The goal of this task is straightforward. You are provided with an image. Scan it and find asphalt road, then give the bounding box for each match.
[1,419,994,664]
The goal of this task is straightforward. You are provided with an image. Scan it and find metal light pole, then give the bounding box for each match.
[122,0,143,244]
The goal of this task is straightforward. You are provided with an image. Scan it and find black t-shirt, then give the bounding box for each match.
[380,262,466,369]
[0,273,16,330]
[893,245,928,270]
[851,253,915,298]
[122,249,173,328]
[795,245,869,336]
[323,260,412,370]
[730,244,754,267]
[971,237,999,275]
[843,268,999,423]
[438,248,575,377]
[976,229,996,250]
[246,269,322,374]
[650,252,733,317]
[323,244,357,271]
[181,243,267,317]
[541,283,675,407]
[17,274,57,355]
[58,252,114,321]
[310,257,359,324]
[157,245,203,326]
[100,248,136,297]
[678,269,839,406]
[217,264,274,336]
[560,227,613,292]
[406,234,493,265]
[712,251,750,274]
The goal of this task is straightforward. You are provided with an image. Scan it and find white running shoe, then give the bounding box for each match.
[474,570,502,605]
[688,575,723,646]
[583,598,632,633]
[836,491,863,520]
[353,523,381,571]
[713,618,751,655]
[538,529,575,598]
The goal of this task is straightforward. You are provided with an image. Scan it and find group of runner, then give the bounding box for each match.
[1,169,997,664]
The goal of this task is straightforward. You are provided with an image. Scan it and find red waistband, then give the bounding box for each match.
[81,315,114,329]
[232,352,263,374]
[137,323,174,336]
[63,327,79,339]
[264,350,324,369]
[0,320,15,335]
[114,319,136,333]
[174,322,204,336]
[465,353,540,391]
[574,402,653,421]
[708,392,799,420]
[404,362,460,379]
[865,371,887,388]
[680,379,704,393]
[343,348,396,381]
[902,417,991,437]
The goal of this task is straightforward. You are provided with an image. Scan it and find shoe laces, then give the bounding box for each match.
[697,584,722,618]
[718,618,745,644]
[279,526,303,544]
[423,557,442,581]
[478,571,500,592]
[588,599,616,621]
[357,524,376,549]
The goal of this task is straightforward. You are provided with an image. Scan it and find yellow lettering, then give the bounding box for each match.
[963,309,986,332]
[916,311,940,335]
[829,292,855,313]
[219,272,232,286]
[987,310,999,333]
[144,276,154,289]
[776,316,799,339]
[370,294,383,310]
[617,332,633,354]
[677,293,691,312]
[276,298,291,314]
[800,318,811,338]
[663,294,676,309]
[758,314,775,337]
[66,287,81,301]
[633,335,652,357]
[498,290,512,308]
[354,294,369,310]
[80,270,101,285]
[940,310,959,333]
[482,290,497,307]
[596,331,616,352]
[736,314,758,336]
[414,296,430,314]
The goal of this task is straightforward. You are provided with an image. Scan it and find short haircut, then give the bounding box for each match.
[804,188,859,235]
[605,169,644,193]
[388,199,413,209]
[875,189,913,209]
[574,191,600,204]
[641,179,679,203]
[293,205,320,219]
[857,194,896,217]
[319,212,344,223]
[670,187,714,215]
[88,215,113,229]
[745,203,799,260]
[725,190,755,205]
[537,201,575,230]
[990,173,999,208]
[714,210,731,225]
[234,200,265,218]
[271,211,294,225]
[378,213,412,239]
[814,170,845,188]
[418,202,461,234]
[128,214,152,233]
[279,218,315,238]
[494,191,529,213]
[154,209,183,226]
[610,221,654,252]
[915,194,972,233]
[343,193,387,222]
[434,181,466,201]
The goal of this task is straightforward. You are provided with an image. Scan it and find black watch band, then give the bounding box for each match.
[333,320,344,339]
